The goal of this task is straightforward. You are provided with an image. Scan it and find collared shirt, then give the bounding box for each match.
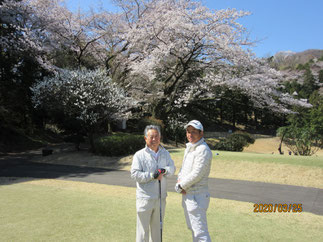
[147,146,160,161]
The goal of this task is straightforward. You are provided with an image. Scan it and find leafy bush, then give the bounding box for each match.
[94,133,145,156]
[210,133,255,152]
[235,133,255,145]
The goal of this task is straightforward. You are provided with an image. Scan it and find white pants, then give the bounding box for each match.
[136,198,166,242]
[182,192,211,242]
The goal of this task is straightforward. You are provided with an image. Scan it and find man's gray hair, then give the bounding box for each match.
[144,125,161,137]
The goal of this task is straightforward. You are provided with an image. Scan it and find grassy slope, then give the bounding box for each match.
[0,179,322,242]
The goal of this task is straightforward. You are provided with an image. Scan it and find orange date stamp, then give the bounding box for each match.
[253,203,302,213]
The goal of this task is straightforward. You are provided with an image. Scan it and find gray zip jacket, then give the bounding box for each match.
[178,138,212,194]
[131,145,175,199]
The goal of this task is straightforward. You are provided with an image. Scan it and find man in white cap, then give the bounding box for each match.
[175,120,212,241]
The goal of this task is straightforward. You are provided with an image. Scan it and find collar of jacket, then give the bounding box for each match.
[186,137,205,149]
[144,144,165,153]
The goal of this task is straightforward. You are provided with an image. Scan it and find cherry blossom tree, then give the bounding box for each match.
[1,0,108,70]
[108,0,310,121]
[1,0,125,136]
[1,0,63,71]
[31,68,135,150]
[37,1,109,69]
[1,0,313,139]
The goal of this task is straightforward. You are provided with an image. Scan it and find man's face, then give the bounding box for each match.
[186,126,203,144]
[144,129,161,151]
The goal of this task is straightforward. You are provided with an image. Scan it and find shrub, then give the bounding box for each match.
[94,133,145,156]
[211,133,255,152]
[235,132,255,145]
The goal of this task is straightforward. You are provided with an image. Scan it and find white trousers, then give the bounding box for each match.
[136,198,166,242]
[182,192,211,242]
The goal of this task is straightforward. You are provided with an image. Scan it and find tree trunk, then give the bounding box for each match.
[278,131,286,155]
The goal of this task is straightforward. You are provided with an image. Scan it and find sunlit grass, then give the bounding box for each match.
[169,149,323,189]
[169,148,323,168]
[0,179,322,242]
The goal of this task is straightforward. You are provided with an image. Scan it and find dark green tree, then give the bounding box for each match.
[309,91,323,136]
[299,69,318,98]
[318,70,323,83]
[277,91,323,156]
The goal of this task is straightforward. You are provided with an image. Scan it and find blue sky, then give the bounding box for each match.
[65,0,323,58]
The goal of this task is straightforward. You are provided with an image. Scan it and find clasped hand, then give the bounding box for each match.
[153,168,166,180]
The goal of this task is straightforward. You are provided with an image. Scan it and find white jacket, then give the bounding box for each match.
[178,138,212,194]
[131,145,176,199]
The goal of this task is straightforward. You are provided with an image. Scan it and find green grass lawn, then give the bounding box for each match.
[169,149,323,168]
[168,149,323,189]
[217,151,323,168]
[0,179,322,242]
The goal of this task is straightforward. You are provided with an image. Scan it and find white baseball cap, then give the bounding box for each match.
[184,120,204,131]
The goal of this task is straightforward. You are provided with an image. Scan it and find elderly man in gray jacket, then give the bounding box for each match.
[175,120,212,242]
[131,125,175,242]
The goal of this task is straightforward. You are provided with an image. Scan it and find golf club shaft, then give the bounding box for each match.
[159,180,162,242]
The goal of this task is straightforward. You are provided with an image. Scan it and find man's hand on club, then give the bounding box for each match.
[153,168,166,180]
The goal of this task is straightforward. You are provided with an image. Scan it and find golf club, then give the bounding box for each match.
[159,179,162,242]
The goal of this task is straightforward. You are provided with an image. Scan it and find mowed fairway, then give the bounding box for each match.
[0,179,322,242]
[169,148,323,189]
[168,135,323,189]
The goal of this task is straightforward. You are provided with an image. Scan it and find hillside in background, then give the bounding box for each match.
[270,49,323,95]
[272,49,323,69]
